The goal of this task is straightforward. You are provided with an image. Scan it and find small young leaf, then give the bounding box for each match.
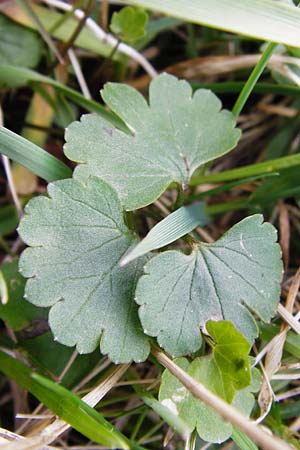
[18,177,150,363]
[64,73,240,210]
[205,320,251,402]
[159,345,259,444]
[135,214,283,356]
[120,202,209,266]
[110,6,148,43]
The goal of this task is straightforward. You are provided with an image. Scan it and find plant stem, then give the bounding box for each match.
[232,42,277,117]
[152,347,291,450]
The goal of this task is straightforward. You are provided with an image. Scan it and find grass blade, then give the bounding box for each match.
[0,65,126,130]
[191,154,300,185]
[0,127,71,182]
[232,43,277,117]
[120,202,208,266]
[127,0,300,47]
[0,350,130,449]
[232,427,259,450]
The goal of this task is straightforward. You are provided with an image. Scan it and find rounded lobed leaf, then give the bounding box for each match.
[135,214,283,357]
[18,177,150,363]
[64,73,241,210]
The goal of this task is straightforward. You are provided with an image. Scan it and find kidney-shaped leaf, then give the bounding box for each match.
[18,177,150,363]
[135,214,283,356]
[64,73,240,210]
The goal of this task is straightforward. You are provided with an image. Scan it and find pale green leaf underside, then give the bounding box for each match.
[18,178,150,363]
[159,357,257,444]
[64,73,240,210]
[136,214,283,356]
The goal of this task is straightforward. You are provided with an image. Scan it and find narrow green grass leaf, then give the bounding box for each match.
[0,350,130,449]
[31,373,130,449]
[127,0,300,47]
[0,65,126,130]
[0,127,71,182]
[232,427,259,450]
[120,202,209,266]
[191,154,300,185]
[187,173,278,202]
[232,43,277,117]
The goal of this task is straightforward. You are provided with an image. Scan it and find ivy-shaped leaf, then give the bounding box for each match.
[205,320,251,402]
[136,214,283,356]
[159,322,261,443]
[159,357,260,444]
[64,73,240,210]
[18,177,150,363]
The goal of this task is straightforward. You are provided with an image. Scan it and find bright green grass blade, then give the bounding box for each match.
[232,43,277,117]
[0,127,71,182]
[127,0,300,47]
[0,350,130,449]
[0,65,126,130]
[187,173,278,202]
[120,202,209,266]
[232,427,259,450]
[191,154,300,185]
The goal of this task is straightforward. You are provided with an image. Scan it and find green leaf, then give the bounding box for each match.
[205,321,251,402]
[0,260,44,330]
[0,126,72,182]
[0,350,130,449]
[18,177,149,363]
[142,394,191,437]
[110,6,148,43]
[250,165,300,205]
[231,428,259,450]
[64,73,240,211]
[191,153,300,185]
[0,15,42,68]
[127,0,300,48]
[135,214,283,356]
[159,352,259,444]
[120,202,209,266]
[0,65,126,129]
